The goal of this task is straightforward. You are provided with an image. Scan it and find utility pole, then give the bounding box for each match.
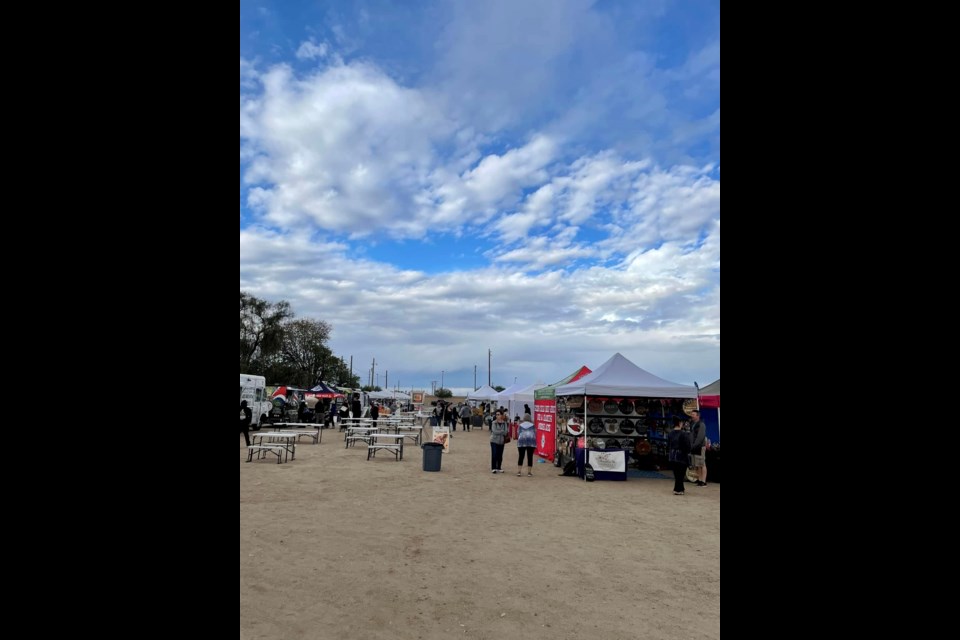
[441,370,444,391]
[371,357,376,389]
[474,365,477,390]
[350,356,353,382]
[488,348,492,387]
[385,371,388,390]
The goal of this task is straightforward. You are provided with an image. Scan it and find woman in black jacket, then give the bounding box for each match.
[667,417,691,495]
[240,400,253,447]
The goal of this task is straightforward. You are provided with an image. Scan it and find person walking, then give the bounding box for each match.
[516,413,537,476]
[460,403,472,432]
[446,402,457,430]
[667,417,692,495]
[490,411,509,473]
[240,400,253,447]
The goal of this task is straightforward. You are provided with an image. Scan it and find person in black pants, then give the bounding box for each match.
[489,411,509,473]
[516,414,537,476]
[351,393,363,425]
[667,417,691,495]
[240,400,253,447]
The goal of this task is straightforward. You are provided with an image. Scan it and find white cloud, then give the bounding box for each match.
[240,57,258,89]
[296,39,329,60]
[240,215,719,388]
[431,0,605,132]
[240,62,457,237]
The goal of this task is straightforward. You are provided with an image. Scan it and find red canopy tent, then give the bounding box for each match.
[697,379,720,443]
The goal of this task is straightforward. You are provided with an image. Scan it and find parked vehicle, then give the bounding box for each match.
[239,374,272,430]
[266,386,311,423]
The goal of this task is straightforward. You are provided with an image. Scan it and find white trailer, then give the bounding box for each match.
[240,374,272,429]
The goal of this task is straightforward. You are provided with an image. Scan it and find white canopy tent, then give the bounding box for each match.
[494,382,526,407]
[368,390,412,398]
[506,382,547,421]
[468,385,500,401]
[555,353,697,398]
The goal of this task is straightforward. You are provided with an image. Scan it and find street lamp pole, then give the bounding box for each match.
[488,348,492,387]
[441,370,445,391]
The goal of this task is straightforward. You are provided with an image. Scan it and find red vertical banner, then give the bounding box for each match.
[534,394,557,461]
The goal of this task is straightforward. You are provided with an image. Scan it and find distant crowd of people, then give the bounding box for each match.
[430,400,524,432]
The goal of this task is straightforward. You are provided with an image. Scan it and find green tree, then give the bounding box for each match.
[436,388,453,398]
[240,290,361,388]
[326,361,360,389]
[493,385,506,392]
[240,291,292,373]
[276,318,333,388]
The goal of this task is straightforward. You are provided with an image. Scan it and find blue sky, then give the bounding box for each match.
[240,0,720,394]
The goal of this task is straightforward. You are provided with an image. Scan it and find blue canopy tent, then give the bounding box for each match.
[308,381,345,399]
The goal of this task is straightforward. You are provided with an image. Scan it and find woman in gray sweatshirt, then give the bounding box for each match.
[489,411,509,473]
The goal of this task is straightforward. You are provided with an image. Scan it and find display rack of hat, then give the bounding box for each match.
[557,396,691,462]
[585,397,648,451]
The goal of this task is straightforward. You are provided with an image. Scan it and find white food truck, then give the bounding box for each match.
[239,373,272,429]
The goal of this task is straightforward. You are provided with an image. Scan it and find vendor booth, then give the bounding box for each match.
[553,353,698,481]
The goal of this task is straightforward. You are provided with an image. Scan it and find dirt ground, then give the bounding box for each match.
[239,424,720,640]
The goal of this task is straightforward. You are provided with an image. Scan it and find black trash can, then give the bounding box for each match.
[422,442,443,472]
